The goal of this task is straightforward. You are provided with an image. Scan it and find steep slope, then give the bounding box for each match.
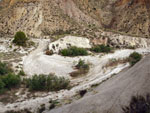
[73,0,150,37]
[0,0,149,38]
[113,0,150,38]
[47,54,150,113]
[0,0,43,37]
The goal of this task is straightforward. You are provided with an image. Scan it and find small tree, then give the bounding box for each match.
[13,31,28,46]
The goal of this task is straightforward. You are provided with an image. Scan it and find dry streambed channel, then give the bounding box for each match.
[0,37,150,112]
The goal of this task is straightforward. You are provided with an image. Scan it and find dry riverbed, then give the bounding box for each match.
[0,37,150,113]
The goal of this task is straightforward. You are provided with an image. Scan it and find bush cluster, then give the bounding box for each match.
[60,46,88,57]
[0,73,21,93]
[75,59,89,70]
[122,94,150,113]
[1,73,21,89]
[13,31,28,46]
[0,61,20,93]
[90,44,112,53]
[0,61,71,94]
[129,52,142,66]
[70,59,89,77]
[0,61,12,76]
[26,74,70,91]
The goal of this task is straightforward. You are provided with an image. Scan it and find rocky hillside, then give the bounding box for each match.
[0,0,149,38]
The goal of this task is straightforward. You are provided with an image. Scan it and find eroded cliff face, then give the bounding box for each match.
[73,0,150,37]
[112,0,150,38]
[0,0,43,37]
[0,0,149,38]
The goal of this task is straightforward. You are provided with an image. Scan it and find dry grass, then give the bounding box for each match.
[104,58,129,68]
[70,68,89,77]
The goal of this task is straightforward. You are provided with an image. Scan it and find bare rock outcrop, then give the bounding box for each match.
[49,36,91,53]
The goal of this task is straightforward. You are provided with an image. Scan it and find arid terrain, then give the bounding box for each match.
[0,0,150,113]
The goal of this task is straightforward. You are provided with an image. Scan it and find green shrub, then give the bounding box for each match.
[90,44,112,53]
[1,73,21,89]
[122,94,150,113]
[18,70,25,76]
[70,59,89,77]
[129,52,142,66]
[75,59,89,70]
[26,74,47,91]
[0,79,5,93]
[0,61,12,76]
[0,62,20,94]
[26,74,70,91]
[13,31,28,46]
[60,46,88,56]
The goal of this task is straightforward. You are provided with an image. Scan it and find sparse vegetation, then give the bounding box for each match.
[60,46,88,57]
[0,73,21,94]
[1,73,21,89]
[51,29,72,36]
[13,31,28,46]
[127,46,136,49]
[26,74,70,91]
[122,94,150,113]
[0,61,70,95]
[0,61,20,94]
[70,59,89,77]
[75,59,89,70]
[129,52,142,66]
[104,58,129,68]
[6,109,32,113]
[49,100,60,110]
[18,70,26,76]
[90,44,112,53]
[0,61,12,76]
[0,79,5,93]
